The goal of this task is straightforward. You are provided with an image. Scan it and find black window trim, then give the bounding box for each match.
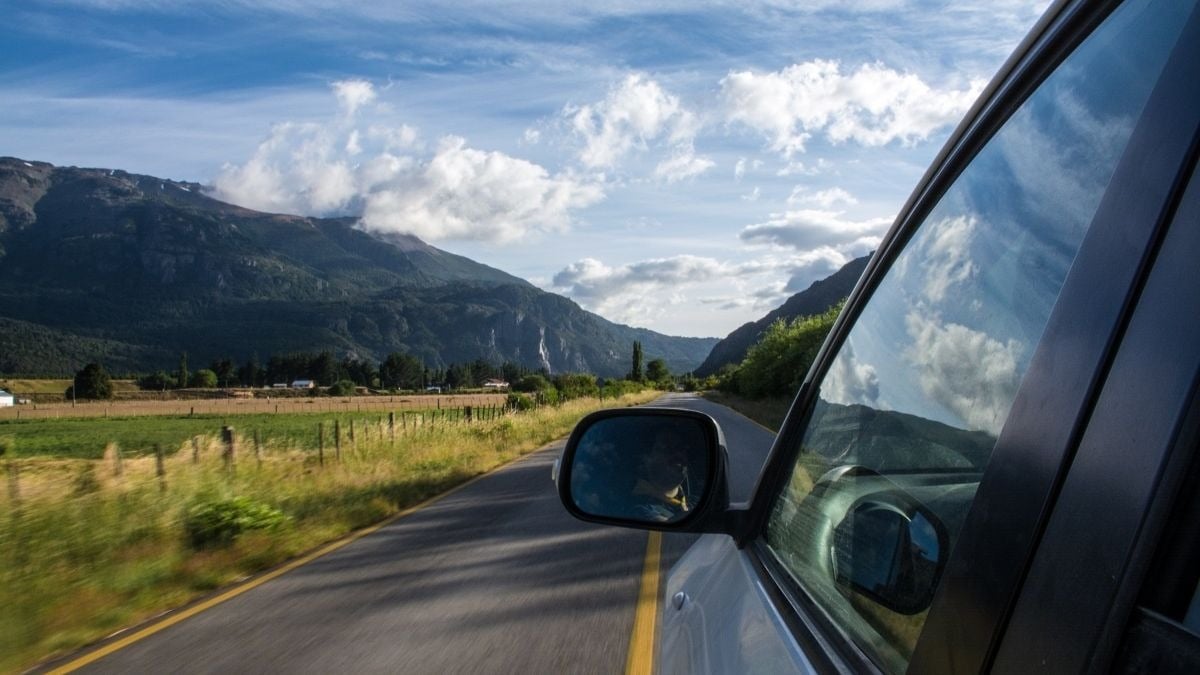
[991,75,1200,672]
[721,0,1200,672]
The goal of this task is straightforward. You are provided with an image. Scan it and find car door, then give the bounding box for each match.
[659,0,1200,672]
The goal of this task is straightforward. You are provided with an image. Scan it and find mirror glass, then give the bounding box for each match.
[832,502,944,615]
[569,415,711,524]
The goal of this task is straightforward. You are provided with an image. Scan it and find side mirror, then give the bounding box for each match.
[557,408,729,530]
[831,498,947,615]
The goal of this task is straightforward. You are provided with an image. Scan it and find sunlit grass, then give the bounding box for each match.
[0,391,659,673]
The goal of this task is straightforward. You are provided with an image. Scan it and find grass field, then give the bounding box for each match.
[0,391,659,673]
[0,402,507,459]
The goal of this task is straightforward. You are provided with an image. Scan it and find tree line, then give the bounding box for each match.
[64,341,689,401]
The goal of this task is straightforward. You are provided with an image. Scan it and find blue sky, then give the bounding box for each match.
[1,0,1049,337]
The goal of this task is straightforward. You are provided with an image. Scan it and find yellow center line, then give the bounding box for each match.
[45,448,555,674]
[625,530,662,675]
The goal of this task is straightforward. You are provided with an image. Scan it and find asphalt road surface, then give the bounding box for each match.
[62,393,775,674]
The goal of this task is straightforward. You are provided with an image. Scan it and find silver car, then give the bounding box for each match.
[558,0,1200,671]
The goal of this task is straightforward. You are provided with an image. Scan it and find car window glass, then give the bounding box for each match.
[762,0,1192,671]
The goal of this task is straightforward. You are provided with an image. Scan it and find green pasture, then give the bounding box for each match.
[0,406,489,459]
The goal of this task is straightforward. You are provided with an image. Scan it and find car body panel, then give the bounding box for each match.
[660,535,819,675]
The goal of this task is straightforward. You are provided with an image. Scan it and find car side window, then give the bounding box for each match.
[761,0,1193,671]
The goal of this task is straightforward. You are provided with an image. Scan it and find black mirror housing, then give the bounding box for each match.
[556,407,736,533]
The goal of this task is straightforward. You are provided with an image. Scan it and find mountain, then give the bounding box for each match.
[0,157,717,377]
[693,255,870,377]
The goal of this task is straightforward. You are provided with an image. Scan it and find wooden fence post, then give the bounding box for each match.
[389,412,396,443]
[318,422,325,467]
[221,426,235,474]
[334,420,342,460]
[254,429,262,467]
[465,406,472,422]
[349,419,356,445]
[155,443,166,492]
[192,436,200,464]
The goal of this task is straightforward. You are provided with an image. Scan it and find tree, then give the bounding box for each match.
[177,352,189,389]
[328,379,356,396]
[309,351,339,387]
[70,362,114,400]
[379,352,424,390]
[629,341,644,382]
[646,358,671,385]
[238,354,262,388]
[735,303,842,399]
[210,358,236,388]
[190,369,218,388]
[138,370,174,391]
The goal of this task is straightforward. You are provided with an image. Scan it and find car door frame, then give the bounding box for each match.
[710,0,1200,672]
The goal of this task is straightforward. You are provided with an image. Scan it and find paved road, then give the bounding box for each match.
[65,393,775,674]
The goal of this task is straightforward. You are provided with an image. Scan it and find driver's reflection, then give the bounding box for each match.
[572,421,698,523]
[629,429,690,522]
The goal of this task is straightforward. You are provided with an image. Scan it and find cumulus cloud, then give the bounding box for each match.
[917,215,978,303]
[332,79,377,117]
[823,339,881,407]
[360,136,604,243]
[211,79,601,243]
[740,208,890,251]
[211,120,361,215]
[566,73,711,180]
[904,310,1023,435]
[552,254,776,324]
[721,59,983,157]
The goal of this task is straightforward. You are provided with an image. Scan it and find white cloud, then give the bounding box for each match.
[823,339,881,407]
[776,159,828,177]
[567,73,703,173]
[740,208,890,251]
[654,147,715,183]
[904,310,1023,435]
[789,186,857,208]
[742,186,761,202]
[734,157,763,181]
[211,120,361,214]
[552,254,772,324]
[722,59,983,157]
[332,78,376,117]
[915,214,978,303]
[360,136,604,243]
[211,80,601,243]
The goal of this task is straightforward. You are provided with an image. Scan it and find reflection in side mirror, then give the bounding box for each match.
[831,500,946,615]
[560,409,719,527]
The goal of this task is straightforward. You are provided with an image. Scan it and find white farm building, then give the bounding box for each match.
[0,390,13,407]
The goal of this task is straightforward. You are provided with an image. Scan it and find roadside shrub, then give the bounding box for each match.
[184,496,287,550]
[553,373,599,400]
[601,379,643,398]
[512,374,552,393]
[735,302,842,399]
[506,393,535,411]
[327,380,356,396]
